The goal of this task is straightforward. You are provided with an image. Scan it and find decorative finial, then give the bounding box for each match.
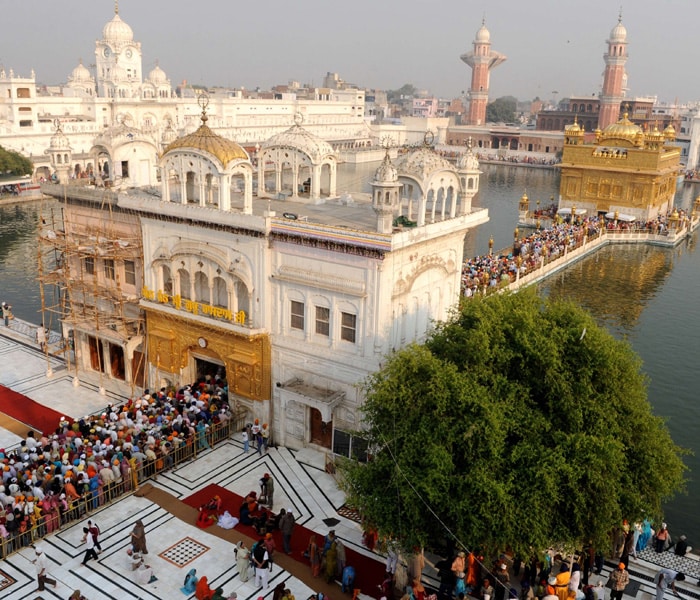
[53,118,62,133]
[293,112,304,127]
[423,130,435,147]
[115,0,119,15]
[197,91,210,124]
[618,6,622,23]
[467,136,473,150]
[482,13,486,26]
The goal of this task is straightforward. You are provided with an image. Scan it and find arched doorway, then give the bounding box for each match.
[309,407,332,448]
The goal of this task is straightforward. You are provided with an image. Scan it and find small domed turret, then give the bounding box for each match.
[69,60,93,83]
[663,124,676,141]
[475,22,490,43]
[610,17,627,43]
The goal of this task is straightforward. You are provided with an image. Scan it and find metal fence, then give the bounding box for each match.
[0,410,247,559]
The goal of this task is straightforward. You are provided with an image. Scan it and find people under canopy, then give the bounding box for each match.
[182,568,198,595]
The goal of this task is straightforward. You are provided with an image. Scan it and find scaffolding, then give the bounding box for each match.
[37,185,146,396]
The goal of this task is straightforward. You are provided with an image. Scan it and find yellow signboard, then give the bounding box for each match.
[142,287,246,325]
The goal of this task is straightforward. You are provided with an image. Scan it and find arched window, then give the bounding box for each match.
[234,280,249,316]
[212,276,227,308]
[178,269,191,300]
[162,265,173,295]
[194,271,209,303]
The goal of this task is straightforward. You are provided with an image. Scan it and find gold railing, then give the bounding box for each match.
[0,409,247,559]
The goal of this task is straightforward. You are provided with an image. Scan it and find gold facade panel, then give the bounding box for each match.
[145,308,271,401]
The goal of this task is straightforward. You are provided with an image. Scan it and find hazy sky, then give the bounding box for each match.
[2,0,698,104]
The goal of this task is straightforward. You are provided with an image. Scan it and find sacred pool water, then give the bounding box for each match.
[1,163,698,539]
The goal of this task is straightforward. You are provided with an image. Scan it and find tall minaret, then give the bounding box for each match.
[598,13,628,130]
[460,19,507,126]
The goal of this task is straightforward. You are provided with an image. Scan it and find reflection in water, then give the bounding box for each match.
[540,244,675,333]
[0,201,60,325]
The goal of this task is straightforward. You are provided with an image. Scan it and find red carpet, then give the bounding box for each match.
[0,383,64,436]
[184,484,386,593]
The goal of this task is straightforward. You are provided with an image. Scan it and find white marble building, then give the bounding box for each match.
[0,5,373,182]
[105,114,489,454]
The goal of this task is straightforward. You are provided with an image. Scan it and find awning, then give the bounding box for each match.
[605,212,636,222]
[279,378,345,422]
[558,207,587,216]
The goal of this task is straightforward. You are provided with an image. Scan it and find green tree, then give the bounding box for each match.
[0,146,33,176]
[486,95,517,123]
[387,83,417,102]
[340,289,686,556]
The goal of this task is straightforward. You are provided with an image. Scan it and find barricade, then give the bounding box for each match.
[0,411,246,559]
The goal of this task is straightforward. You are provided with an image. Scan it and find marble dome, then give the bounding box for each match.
[48,126,71,151]
[147,64,168,85]
[458,148,480,171]
[395,146,453,182]
[262,123,335,164]
[373,152,398,183]
[609,19,627,43]
[70,61,93,83]
[475,23,491,43]
[103,13,134,43]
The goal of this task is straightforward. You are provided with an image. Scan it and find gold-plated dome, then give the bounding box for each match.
[163,116,249,167]
[600,112,642,142]
[663,124,676,140]
[565,116,584,134]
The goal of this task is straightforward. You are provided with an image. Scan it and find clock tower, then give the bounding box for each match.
[95,2,143,98]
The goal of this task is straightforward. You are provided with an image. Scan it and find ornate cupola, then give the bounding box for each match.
[45,119,72,184]
[457,137,481,214]
[565,116,585,145]
[370,143,402,233]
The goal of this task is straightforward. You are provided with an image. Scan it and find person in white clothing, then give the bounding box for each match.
[81,527,99,565]
[253,538,270,590]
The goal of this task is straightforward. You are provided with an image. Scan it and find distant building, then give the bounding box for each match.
[559,112,680,221]
[0,6,373,182]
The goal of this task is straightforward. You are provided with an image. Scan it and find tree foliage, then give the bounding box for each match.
[387,84,417,102]
[340,289,687,557]
[486,95,517,123]
[0,145,33,176]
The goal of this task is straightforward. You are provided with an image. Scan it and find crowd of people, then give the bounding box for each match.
[0,374,235,557]
[462,207,696,298]
[462,217,601,297]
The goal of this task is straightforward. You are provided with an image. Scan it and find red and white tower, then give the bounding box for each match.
[598,14,628,130]
[461,20,507,126]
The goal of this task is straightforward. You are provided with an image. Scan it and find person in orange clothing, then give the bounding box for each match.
[467,551,480,590]
[554,564,571,600]
[195,575,213,600]
[64,477,81,502]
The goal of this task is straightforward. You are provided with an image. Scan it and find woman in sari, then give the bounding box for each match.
[235,541,251,582]
[324,536,338,583]
[308,535,321,578]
